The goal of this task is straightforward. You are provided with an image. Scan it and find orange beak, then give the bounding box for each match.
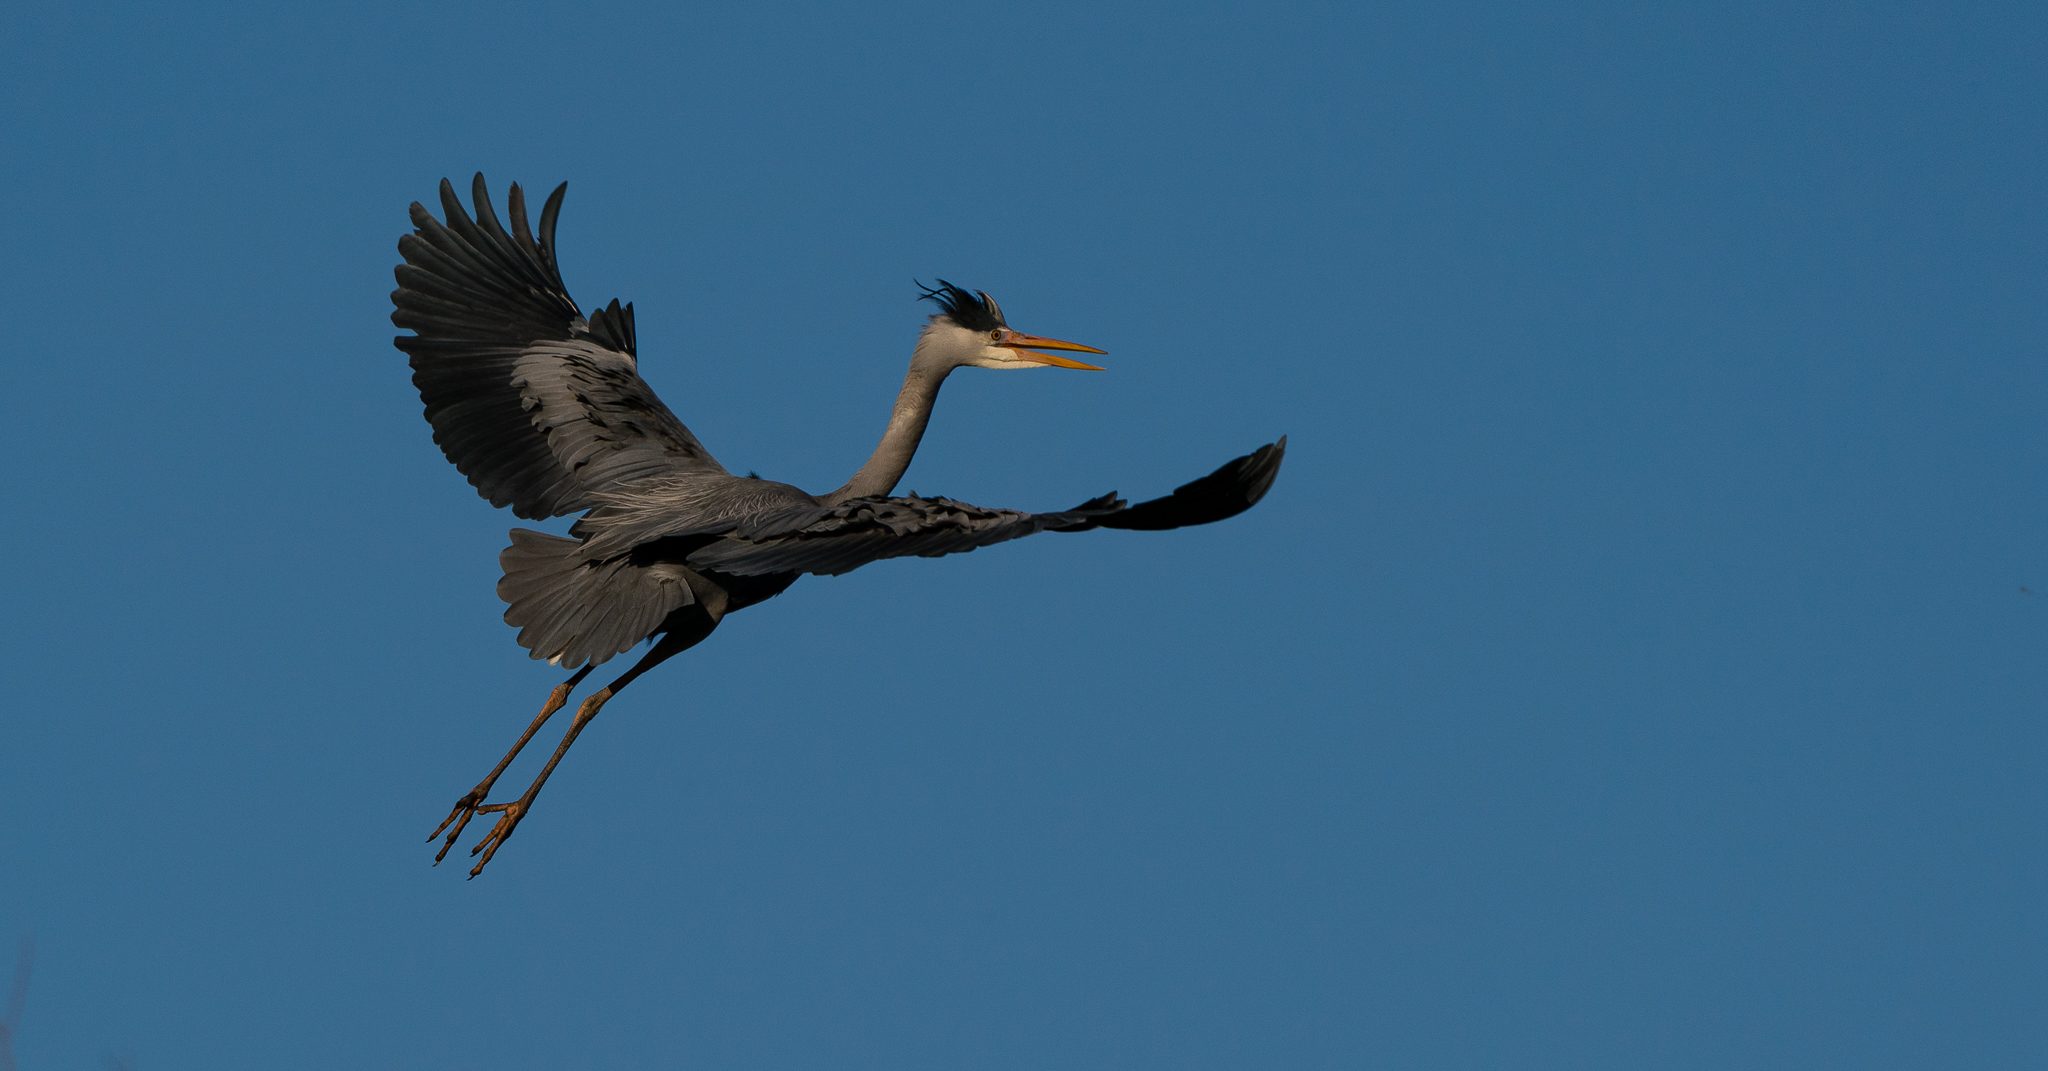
[999,331,1107,371]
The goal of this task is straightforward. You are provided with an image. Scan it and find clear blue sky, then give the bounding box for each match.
[3,2,2043,1067]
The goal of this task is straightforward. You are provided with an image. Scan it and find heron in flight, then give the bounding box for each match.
[394,175,1285,876]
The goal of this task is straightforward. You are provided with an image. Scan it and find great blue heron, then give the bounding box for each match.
[394,175,1285,876]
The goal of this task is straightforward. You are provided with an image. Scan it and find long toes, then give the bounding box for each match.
[427,791,486,841]
[431,813,475,865]
[427,807,468,843]
[467,806,525,860]
[469,823,510,858]
[467,821,518,878]
[468,842,503,879]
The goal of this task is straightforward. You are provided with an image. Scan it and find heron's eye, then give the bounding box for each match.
[991,329,1006,343]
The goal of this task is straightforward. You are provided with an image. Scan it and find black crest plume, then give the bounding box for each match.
[916,279,1006,332]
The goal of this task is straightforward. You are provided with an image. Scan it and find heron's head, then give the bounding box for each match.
[911,280,1106,373]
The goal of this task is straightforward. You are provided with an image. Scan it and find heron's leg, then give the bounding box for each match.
[464,616,715,879]
[429,664,595,864]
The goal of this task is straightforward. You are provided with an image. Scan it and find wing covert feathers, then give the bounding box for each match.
[392,174,721,520]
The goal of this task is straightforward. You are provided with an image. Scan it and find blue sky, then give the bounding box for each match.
[3,2,2043,1067]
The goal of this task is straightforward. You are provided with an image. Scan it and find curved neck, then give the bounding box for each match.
[823,363,950,504]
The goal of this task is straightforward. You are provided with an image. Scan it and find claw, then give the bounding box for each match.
[428,789,490,864]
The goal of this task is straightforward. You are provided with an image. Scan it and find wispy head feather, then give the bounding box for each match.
[915,279,1006,332]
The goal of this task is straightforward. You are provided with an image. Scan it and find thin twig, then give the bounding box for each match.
[0,937,31,1071]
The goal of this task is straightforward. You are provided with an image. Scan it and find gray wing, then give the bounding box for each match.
[392,174,724,520]
[684,438,1286,577]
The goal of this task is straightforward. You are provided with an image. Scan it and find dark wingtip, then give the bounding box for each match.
[1093,438,1286,532]
[1239,436,1287,506]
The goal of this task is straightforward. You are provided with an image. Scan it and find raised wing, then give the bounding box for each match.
[683,438,1285,577]
[392,174,724,519]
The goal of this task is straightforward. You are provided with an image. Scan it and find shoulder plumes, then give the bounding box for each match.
[915,279,1005,332]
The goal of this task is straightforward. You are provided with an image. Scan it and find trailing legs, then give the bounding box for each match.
[444,608,719,878]
[429,664,595,864]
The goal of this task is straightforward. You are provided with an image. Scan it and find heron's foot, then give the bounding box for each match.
[427,787,494,865]
[464,799,531,879]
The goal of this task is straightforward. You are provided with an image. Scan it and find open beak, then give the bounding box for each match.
[1000,331,1107,371]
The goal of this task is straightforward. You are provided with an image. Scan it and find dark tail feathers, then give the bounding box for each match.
[498,529,695,670]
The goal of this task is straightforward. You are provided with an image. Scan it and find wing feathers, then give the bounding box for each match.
[673,438,1283,579]
[392,174,722,519]
[585,299,636,355]
[1092,436,1286,531]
